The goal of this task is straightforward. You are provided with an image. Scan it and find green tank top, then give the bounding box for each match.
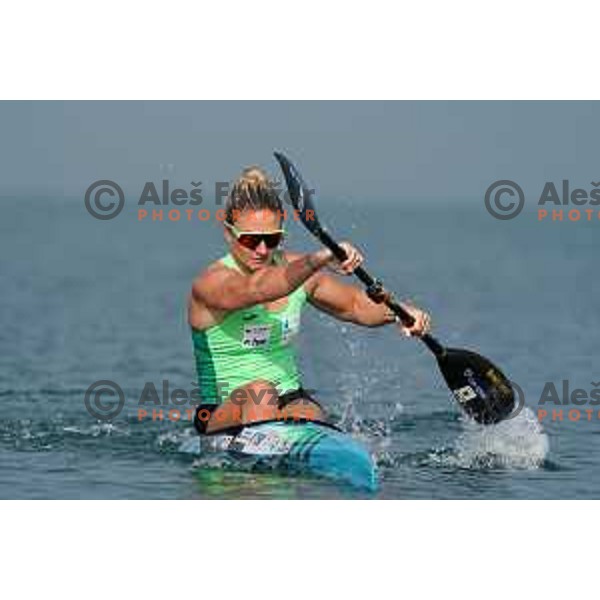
[191,252,307,404]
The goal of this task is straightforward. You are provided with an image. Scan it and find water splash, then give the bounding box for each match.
[436,407,549,470]
[161,427,200,455]
[62,422,125,438]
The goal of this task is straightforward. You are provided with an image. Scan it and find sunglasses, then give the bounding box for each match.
[225,222,285,250]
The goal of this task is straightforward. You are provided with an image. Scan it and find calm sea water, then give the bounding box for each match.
[0,197,598,499]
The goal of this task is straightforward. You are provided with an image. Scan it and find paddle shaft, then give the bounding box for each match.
[316,227,446,358]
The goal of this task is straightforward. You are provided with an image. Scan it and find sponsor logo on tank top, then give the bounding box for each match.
[242,324,271,348]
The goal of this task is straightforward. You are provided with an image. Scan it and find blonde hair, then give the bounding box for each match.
[226,166,282,223]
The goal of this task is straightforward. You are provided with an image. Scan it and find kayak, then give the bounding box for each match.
[196,420,377,492]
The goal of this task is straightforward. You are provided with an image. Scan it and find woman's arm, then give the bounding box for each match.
[307,273,395,327]
[308,273,431,335]
[303,242,432,334]
[193,249,333,312]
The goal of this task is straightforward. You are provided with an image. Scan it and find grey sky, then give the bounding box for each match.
[0,101,598,200]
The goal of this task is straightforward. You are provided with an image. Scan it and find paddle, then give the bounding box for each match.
[274,151,516,425]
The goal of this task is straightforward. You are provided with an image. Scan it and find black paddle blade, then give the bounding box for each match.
[274,152,323,234]
[438,348,516,424]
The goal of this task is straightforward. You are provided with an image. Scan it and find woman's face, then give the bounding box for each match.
[224,209,283,272]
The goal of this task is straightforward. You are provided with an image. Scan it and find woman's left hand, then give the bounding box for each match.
[396,303,432,337]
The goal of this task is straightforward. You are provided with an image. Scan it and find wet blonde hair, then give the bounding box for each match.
[225,166,282,224]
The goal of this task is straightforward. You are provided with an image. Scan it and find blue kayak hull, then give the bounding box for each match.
[202,421,377,492]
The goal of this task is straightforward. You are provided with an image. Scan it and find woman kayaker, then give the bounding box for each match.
[188,166,431,434]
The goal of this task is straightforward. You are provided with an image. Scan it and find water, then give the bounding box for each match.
[0,197,597,498]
